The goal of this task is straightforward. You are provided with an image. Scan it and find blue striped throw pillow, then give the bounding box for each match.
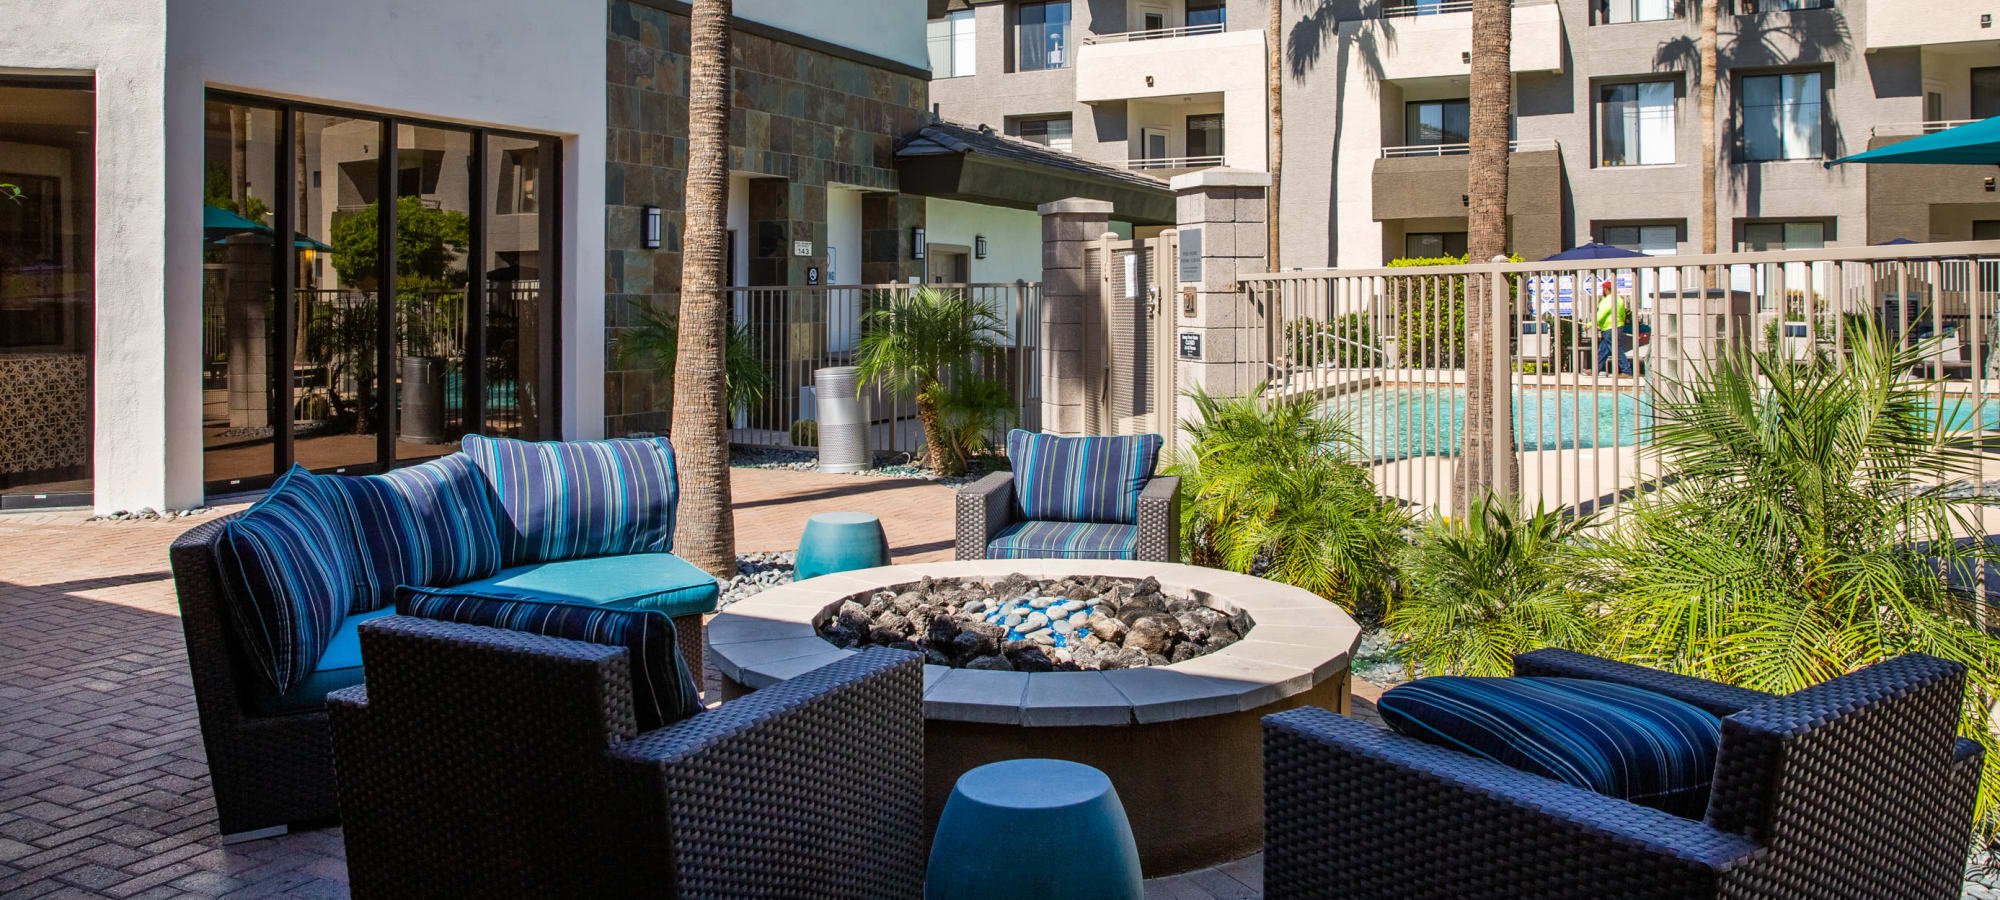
[211,465,359,694]
[1006,429,1163,525]
[398,586,703,731]
[328,454,505,613]
[1379,676,1723,818]
[462,434,679,566]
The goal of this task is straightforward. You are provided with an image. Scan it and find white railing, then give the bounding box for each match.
[1123,155,1227,172]
[1378,0,1548,17]
[1872,119,1979,138]
[1083,22,1227,44]
[1380,138,1559,158]
[1236,242,2000,520]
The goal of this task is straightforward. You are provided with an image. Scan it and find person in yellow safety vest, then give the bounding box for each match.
[1593,286,1651,375]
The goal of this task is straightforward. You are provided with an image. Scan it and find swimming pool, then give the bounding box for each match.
[1321,386,1999,461]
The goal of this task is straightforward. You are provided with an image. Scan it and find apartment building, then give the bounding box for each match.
[926,0,2000,265]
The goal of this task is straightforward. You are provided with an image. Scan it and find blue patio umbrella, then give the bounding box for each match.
[202,205,333,251]
[1541,242,1648,261]
[1827,116,2000,167]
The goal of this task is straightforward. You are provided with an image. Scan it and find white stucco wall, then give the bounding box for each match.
[0,0,605,512]
[738,0,929,72]
[923,198,1045,285]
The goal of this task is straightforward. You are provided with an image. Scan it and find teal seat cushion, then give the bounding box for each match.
[244,607,396,716]
[452,552,720,618]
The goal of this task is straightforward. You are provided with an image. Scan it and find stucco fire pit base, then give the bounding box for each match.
[708,560,1361,876]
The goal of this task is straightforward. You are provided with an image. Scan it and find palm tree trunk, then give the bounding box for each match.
[1459,0,1516,511]
[1699,0,1720,254]
[671,0,738,578]
[1266,0,1283,270]
[916,392,955,476]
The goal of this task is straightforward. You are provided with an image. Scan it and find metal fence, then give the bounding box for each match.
[1239,241,2000,520]
[724,281,1042,458]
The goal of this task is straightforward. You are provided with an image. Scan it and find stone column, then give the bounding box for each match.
[1037,198,1112,436]
[222,233,271,430]
[1170,169,1270,430]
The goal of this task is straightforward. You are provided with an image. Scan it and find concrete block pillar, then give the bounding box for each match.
[1170,169,1270,429]
[222,233,271,430]
[1037,197,1112,436]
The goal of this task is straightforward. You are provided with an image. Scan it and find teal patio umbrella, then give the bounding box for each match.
[202,205,333,251]
[1827,116,2000,168]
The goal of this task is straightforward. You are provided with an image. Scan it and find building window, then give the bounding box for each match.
[1974,68,2000,121]
[1018,1,1071,72]
[1604,224,1679,255]
[0,77,95,504]
[1739,0,1830,11]
[1599,81,1676,166]
[1976,221,2000,241]
[1187,113,1224,160]
[1602,0,1672,23]
[1404,99,1470,149]
[1740,72,1823,161]
[928,9,977,78]
[498,148,539,215]
[1741,221,1825,251]
[1016,115,1073,153]
[1406,232,1469,259]
[1187,0,1226,28]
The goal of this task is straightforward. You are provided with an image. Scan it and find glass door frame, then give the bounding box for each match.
[203,89,563,497]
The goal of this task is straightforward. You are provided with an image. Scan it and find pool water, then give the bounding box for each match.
[1322,386,1999,460]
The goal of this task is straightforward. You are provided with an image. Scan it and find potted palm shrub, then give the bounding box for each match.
[853,287,1008,476]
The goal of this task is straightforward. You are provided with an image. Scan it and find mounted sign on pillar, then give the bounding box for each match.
[1169,169,1271,432]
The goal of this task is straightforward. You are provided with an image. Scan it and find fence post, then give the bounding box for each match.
[1038,198,1112,436]
[1488,264,1516,505]
[1169,169,1271,433]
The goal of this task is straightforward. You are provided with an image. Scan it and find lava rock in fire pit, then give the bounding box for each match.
[816,574,1252,672]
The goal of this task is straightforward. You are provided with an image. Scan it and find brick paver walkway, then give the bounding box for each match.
[0,467,1355,898]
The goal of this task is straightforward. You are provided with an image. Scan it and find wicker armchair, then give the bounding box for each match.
[1264,650,1983,900]
[327,616,926,899]
[956,471,1180,562]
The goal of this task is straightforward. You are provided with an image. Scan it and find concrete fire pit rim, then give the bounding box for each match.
[706,559,1361,725]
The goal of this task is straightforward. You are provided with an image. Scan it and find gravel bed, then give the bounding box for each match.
[725,445,996,488]
[717,551,796,609]
[1350,628,1410,688]
[88,506,216,523]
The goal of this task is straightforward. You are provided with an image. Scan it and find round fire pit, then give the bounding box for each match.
[707,560,1360,875]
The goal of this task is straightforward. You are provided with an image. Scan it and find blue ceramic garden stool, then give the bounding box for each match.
[794,511,890,581]
[925,759,1145,900]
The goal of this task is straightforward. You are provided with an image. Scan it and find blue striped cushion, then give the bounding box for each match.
[398,586,703,731]
[986,521,1138,561]
[1379,676,1723,818]
[462,434,680,566]
[1006,429,1162,525]
[211,465,359,694]
[327,454,504,612]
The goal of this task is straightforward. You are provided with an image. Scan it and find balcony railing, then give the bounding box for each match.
[1380,138,1558,158]
[1083,22,1227,44]
[1377,0,1548,17]
[1123,155,1226,172]
[1872,119,1979,138]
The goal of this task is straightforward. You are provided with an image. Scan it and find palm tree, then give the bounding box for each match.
[1390,495,1602,677]
[1596,325,2000,834]
[853,287,1005,476]
[1699,0,1719,253]
[1459,0,1517,511]
[670,0,737,578]
[616,298,772,414]
[1167,386,1408,611]
[1266,0,1283,270]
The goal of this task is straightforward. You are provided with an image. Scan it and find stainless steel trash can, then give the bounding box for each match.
[815,366,872,474]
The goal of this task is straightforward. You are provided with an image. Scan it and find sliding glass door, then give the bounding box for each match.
[0,77,96,508]
[200,91,561,495]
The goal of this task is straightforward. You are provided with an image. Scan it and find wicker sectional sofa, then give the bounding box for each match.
[1263,649,1984,899]
[170,435,719,839]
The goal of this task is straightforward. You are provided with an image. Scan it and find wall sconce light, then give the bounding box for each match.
[1461,51,1471,64]
[975,235,988,259]
[643,206,662,250]
[1145,75,1156,87]
[1984,13,1992,27]
[1986,176,1995,192]
[1460,194,1470,207]
[912,227,927,260]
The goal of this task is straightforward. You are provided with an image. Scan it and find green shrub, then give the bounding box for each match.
[1384,254,1521,367]
[615,299,772,413]
[1389,495,1603,677]
[1591,322,2000,839]
[789,419,818,447]
[1167,386,1408,610]
[1285,313,1381,368]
